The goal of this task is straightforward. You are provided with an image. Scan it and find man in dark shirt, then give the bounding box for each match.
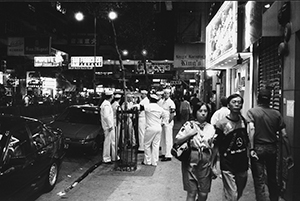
[246,88,293,201]
[214,94,249,201]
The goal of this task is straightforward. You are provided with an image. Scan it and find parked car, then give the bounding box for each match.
[50,104,103,155]
[0,114,65,200]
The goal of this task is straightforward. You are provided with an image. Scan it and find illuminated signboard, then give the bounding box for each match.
[136,61,173,74]
[34,56,60,67]
[70,56,103,69]
[206,1,238,68]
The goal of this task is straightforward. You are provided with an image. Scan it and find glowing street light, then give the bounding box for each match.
[74,12,84,21]
[122,50,129,57]
[141,49,147,56]
[108,11,118,20]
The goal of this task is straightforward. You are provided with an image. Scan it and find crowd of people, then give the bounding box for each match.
[98,87,294,201]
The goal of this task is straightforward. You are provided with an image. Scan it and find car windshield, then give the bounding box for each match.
[56,107,100,125]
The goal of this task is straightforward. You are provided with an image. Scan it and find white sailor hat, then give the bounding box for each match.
[164,88,171,93]
[156,91,163,95]
[150,94,159,100]
[105,90,114,96]
[115,94,122,99]
[140,90,148,94]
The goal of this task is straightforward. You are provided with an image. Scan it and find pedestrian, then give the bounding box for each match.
[134,94,167,166]
[190,93,200,111]
[180,95,192,123]
[138,90,150,153]
[160,88,176,161]
[214,93,249,201]
[121,93,137,147]
[175,102,216,201]
[210,96,230,126]
[156,90,164,107]
[111,93,122,157]
[246,88,293,201]
[100,90,116,164]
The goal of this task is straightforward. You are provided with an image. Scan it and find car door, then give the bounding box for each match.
[0,123,36,198]
[27,121,55,180]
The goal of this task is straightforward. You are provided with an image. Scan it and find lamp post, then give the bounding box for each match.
[75,11,97,95]
[108,11,126,99]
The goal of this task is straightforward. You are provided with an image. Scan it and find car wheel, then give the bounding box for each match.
[90,137,100,155]
[44,161,59,192]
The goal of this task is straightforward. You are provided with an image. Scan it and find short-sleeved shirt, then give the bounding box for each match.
[161,97,176,123]
[246,105,285,144]
[215,116,249,173]
[144,103,167,129]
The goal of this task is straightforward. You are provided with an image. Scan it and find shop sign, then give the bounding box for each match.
[7,37,24,56]
[8,37,51,56]
[170,80,182,85]
[70,56,103,69]
[24,37,51,55]
[174,43,205,68]
[206,1,238,68]
[26,71,42,88]
[136,61,172,74]
[34,56,61,67]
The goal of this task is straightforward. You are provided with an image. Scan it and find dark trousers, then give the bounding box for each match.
[250,143,279,201]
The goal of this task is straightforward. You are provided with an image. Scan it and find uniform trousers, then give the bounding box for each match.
[161,121,174,158]
[103,127,116,162]
[138,116,146,151]
[143,126,162,166]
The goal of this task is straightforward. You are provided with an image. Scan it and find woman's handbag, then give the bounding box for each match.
[171,140,191,162]
[172,133,197,162]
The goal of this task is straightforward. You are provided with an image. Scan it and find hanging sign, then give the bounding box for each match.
[70,56,103,69]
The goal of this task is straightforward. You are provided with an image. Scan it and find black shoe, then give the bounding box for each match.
[159,155,165,158]
[161,157,172,162]
[138,150,144,154]
[103,161,113,164]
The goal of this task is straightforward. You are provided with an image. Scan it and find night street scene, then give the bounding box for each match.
[0,1,299,201]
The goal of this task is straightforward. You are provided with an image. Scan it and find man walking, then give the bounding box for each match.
[246,88,293,201]
[160,88,176,161]
[100,90,116,164]
[138,90,149,153]
[214,94,249,200]
[210,96,230,126]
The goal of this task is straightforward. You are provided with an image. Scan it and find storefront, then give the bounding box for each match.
[206,1,261,115]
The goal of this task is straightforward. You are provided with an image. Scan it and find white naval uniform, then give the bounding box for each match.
[161,97,176,158]
[100,99,116,162]
[111,100,121,153]
[138,97,150,151]
[143,103,167,166]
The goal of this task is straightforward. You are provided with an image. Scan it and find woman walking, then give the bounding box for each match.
[175,102,216,201]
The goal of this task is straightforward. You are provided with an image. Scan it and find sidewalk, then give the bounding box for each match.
[52,120,258,201]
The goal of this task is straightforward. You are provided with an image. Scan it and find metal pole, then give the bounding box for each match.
[93,16,97,95]
[110,20,127,106]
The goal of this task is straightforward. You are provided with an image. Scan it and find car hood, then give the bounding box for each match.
[50,121,101,139]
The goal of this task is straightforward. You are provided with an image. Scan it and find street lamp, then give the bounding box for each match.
[74,11,97,95]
